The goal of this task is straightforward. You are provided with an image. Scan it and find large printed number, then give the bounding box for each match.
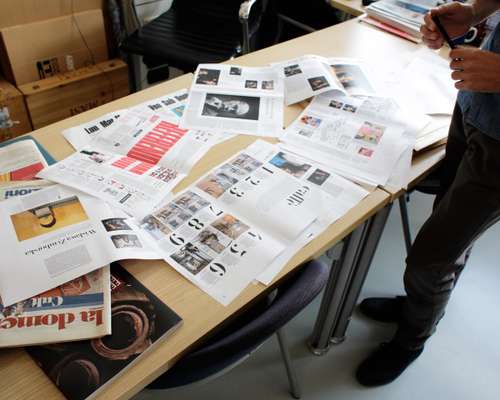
[209,205,224,217]
[210,263,227,276]
[244,176,261,186]
[247,231,263,241]
[188,218,204,230]
[169,233,185,246]
[229,187,245,198]
[229,243,247,257]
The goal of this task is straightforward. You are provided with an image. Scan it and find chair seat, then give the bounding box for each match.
[121,7,244,72]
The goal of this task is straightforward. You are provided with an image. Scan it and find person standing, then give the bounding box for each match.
[356,0,500,386]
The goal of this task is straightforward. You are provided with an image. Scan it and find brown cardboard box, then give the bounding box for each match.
[0,9,108,86]
[0,79,33,141]
[19,59,129,129]
[0,0,103,29]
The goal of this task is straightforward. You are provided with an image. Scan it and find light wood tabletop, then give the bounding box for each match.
[0,18,446,400]
[329,0,365,17]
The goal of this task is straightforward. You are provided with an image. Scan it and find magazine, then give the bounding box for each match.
[0,266,111,348]
[180,64,284,137]
[27,263,182,400]
[0,185,158,306]
[0,139,49,181]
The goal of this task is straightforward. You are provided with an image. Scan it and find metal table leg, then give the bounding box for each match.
[330,203,393,343]
[308,221,368,355]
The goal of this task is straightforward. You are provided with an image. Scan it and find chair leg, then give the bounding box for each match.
[276,329,301,399]
[398,195,413,255]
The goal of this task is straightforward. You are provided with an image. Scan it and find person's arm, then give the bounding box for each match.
[421,0,500,93]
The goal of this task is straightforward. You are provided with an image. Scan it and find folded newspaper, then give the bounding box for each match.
[0,267,111,348]
[180,64,284,137]
[273,55,376,105]
[0,185,158,306]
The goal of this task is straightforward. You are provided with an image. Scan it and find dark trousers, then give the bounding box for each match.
[395,104,500,350]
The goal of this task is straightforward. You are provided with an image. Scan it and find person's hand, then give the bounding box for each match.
[450,47,500,92]
[420,3,475,49]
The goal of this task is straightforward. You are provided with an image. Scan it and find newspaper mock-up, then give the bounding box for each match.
[0,185,158,306]
[414,115,450,151]
[237,140,370,284]
[0,140,49,181]
[0,266,111,348]
[139,141,347,305]
[282,92,413,186]
[272,55,377,105]
[0,179,54,201]
[63,90,190,151]
[180,64,284,137]
[40,109,225,218]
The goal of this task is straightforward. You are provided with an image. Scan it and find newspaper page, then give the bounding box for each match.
[62,89,190,151]
[0,179,54,201]
[273,55,345,105]
[388,48,457,115]
[139,143,347,305]
[272,55,378,105]
[415,115,450,151]
[327,57,378,96]
[180,64,284,137]
[0,185,158,306]
[282,92,412,186]
[0,140,49,181]
[0,266,111,348]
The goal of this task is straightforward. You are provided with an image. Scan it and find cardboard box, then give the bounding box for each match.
[19,59,129,130]
[0,9,108,86]
[0,0,102,30]
[0,79,33,141]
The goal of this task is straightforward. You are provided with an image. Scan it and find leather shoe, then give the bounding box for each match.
[359,296,405,323]
[356,341,423,386]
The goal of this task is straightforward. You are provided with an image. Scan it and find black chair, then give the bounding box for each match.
[146,259,329,398]
[115,0,271,89]
[398,167,442,254]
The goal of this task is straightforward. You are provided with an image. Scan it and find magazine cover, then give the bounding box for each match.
[0,266,111,348]
[27,263,183,400]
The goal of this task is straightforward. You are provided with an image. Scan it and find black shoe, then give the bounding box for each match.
[356,341,423,387]
[359,296,405,323]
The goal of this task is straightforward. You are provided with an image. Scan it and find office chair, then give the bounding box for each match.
[146,259,329,399]
[114,0,270,90]
[399,168,442,254]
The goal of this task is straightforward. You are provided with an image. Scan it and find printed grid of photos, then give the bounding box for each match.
[268,151,331,187]
[140,153,265,279]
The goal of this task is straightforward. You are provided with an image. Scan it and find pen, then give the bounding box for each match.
[431,14,456,49]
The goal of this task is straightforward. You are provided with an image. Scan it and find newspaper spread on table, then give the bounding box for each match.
[282,92,414,186]
[0,266,111,348]
[139,140,355,305]
[180,64,284,137]
[272,55,377,105]
[40,109,223,218]
[0,140,49,181]
[0,185,157,306]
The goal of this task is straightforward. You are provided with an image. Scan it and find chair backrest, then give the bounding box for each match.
[148,259,328,389]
